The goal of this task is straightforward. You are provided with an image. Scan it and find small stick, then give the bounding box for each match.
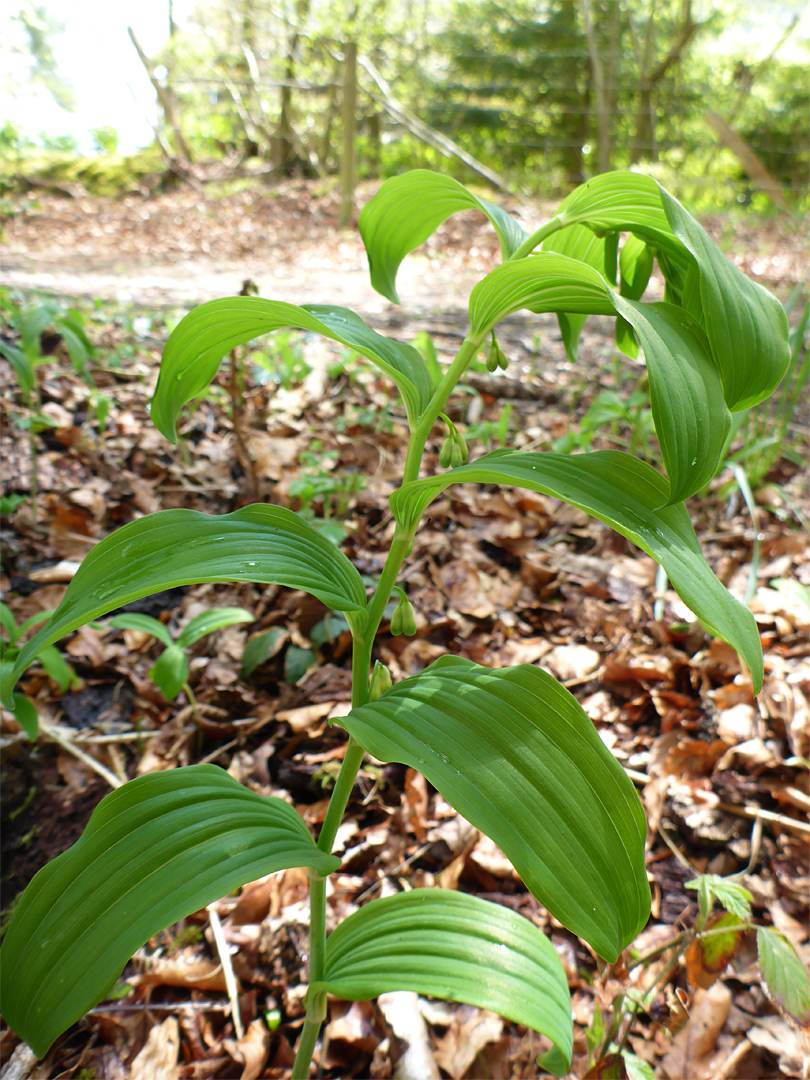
[44,725,123,790]
[207,903,244,1040]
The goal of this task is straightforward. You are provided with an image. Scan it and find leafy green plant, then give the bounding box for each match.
[105,607,254,708]
[0,603,77,738]
[289,442,367,543]
[0,299,95,519]
[584,870,810,1075]
[0,169,790,1075]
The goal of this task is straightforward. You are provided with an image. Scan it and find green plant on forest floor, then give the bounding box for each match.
[105,607,254,710]
[583,868,809,1077]
[0,603,78,738]
[0,169,791,1076]
[0,299,97,520]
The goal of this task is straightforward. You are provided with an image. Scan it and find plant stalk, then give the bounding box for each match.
[291,329,482,1076]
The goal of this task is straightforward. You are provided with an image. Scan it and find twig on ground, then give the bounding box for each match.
[207,903,244,1040]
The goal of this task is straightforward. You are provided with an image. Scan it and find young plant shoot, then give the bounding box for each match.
[0,170,790,1076]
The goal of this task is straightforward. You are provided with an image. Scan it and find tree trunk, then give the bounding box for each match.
[630,0,697,163]
[339,42,358,226]
[128,26,191,162]
[580,0,610,173]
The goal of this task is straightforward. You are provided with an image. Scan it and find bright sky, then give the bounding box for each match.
[1,0,197,154]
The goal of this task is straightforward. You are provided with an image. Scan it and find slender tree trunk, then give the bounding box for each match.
[630,0,697,163]
[339,42,358,226]
[580,0,610,173]
[128,26,192,161]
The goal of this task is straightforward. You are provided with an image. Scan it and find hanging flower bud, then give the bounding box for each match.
[453,430,469,464]
[368,660,393,701]
[399,598,417,636]
[439,435,454,468]
[497,344,509,371]
[390,588,417,636]
[485,336,500,372]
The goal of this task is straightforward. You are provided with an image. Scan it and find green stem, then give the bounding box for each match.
[291,328,485,1078]
[403,333,483,483]
[510,216,568,261]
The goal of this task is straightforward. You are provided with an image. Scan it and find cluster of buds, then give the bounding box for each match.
[485,331,508,373]
[390,586,417,636]
[438,414,469,469]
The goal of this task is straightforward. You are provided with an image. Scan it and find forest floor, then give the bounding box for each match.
[0,179,809,1080]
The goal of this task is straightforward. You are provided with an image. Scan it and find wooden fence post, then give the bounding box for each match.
[339,41,358,227]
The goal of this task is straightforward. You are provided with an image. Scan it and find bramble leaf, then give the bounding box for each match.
[757,927,810,1027]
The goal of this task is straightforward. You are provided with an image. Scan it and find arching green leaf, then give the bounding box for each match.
[107,613,173,647]
[1,505,367,716]
[657,186,790,410]
[338,657,649,961]
[541,223,609,361]
[469,253,615,335]
[540,173,790,410]
[175,607,254,649]
[390,450,762,690]
[358,170,527,303]
[317,889,573,1075]
[552,171,683,257]
[153,298,433,437]
[0,764,339,1058]
[611,297,731,503]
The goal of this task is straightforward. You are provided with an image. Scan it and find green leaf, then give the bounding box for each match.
[616,234,655,359]
[38,645,77,693]
[611,298,731,503]
[358,170,527,303]
[685,874,753,922]
[11,692,39,739]
[756,928,810,1027]
[468,253,615,336]
[316,888,572,1076]
[153,298,433,437]
[0,340,35,396]
[338,656,649,961]
[552,172,677,248]
[108,613,174,647]
[541,223,609,361]
[1,505,366,712]
[546,173,789,411]
[390,449,762,691]
[657,185,790,410]
[622,1051,655,1080]
[149,644,189,700]
[176,607,254,649]
[241,628,283,677]
[0,764,339,1057]
[0,602,18,644]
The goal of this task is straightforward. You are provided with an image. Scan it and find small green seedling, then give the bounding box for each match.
[106,607,254,704]
[582,871,810,1075]
[0,603,78,738]
[0,300,95,520]
[0,169,791,1076]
